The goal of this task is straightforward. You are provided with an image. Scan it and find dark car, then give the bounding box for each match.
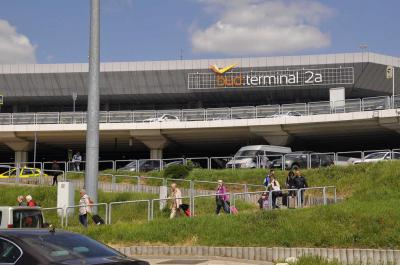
[270,151,334,169]
[0,229,149,265]
[119,160,165,172]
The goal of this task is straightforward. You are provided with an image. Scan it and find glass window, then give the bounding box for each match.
[0,239,22,264]
[22,169,33,175]
[22,234,119,262]
[13,210,43,228]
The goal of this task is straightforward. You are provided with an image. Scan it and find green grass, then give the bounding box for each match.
[295,256,354,265]
[71,161,400,248]
[2,161,400,249]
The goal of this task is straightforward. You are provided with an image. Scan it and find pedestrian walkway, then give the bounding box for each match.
[144,257,273,265]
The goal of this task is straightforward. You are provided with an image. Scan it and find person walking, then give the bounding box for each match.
[72,152,82,171]
[51,160,61,186]
[169,183,182,219]
[215,180,230,214]
[78,189,92,227]
[294,169,308,205]
[25,195,37,207]
[16,195,26,206]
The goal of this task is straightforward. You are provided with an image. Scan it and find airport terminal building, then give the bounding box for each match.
[0,52,399,162]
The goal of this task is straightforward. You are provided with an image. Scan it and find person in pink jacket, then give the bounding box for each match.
[215,180,230,214]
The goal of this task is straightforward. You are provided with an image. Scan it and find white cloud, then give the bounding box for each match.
[0,19,36,64]
[191,0,333,55]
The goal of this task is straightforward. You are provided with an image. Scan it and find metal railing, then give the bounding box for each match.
[42,207,64,227]
[0,95,399,125]
[56,185,337,227]
[65,203,108,226]
[109,199,151,224]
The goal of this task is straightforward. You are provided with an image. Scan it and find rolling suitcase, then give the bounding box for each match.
[287,196,297,209]
[92,214,105,225]
[179,204,191,217]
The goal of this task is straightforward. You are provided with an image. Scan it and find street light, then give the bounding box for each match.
[72,92,77,112]
[359,44,368,71]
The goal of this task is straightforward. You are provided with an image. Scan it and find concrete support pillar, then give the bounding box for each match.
[250,125,293,146]
[150,149,163,160]
[130,129,169,159]
[4,140,32,167]
[15,151,28,163]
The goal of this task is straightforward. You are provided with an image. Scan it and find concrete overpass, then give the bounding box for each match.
[1,108,399,162]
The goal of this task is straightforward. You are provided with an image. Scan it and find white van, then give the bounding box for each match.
[226,145,292,168]
[0,206,44,229]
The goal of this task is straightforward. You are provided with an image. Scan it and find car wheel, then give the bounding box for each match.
[291,164,300,170]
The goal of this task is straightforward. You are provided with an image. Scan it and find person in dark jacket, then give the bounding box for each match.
[285,170,296,194]
[51,160,61,186]
[294,170,308,205]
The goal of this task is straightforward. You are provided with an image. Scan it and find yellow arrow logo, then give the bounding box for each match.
[210,63,237,74]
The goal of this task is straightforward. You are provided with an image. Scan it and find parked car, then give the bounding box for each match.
[143,114,179,123]
[352,151,400,164]
[0,229,149,264]
[226,145,292,169]
[268,111,303,118]
[0,167,48,179]
[0,207,44,229]
[118,160,165,172]
[269,151,334,169]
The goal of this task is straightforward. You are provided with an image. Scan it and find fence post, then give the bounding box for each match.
[244,184,249,202]
[147,201,151,222]
[192,196,195,218]
[112,175,116,192]
[150,200,154,220]
[323,187,327,205]
[190,180,194,197]
[109,204,113,224]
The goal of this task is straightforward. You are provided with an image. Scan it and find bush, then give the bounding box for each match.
[163,164,191,179]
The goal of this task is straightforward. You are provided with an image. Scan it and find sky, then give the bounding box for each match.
[0,0,399,64]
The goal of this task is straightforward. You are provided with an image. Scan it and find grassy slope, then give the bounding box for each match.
[73,161,400,248]
[2,161,400,248]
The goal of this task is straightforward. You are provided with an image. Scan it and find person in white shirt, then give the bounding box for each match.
[78,189,92,227]
[72,152,82,171]
[169,183,182,219]
[267,176,283,209]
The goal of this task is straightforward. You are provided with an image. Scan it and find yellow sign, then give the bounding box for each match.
[209,63,237,75]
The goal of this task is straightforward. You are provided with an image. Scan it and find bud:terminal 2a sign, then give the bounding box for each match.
[187,65,354,89]
[216,70,323,87]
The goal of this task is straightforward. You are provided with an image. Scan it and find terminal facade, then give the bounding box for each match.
[0,52,399,162]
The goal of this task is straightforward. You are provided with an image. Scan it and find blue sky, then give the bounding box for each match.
[0,0,398,64]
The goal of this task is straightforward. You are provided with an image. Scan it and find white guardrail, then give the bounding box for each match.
[0,95,398,125]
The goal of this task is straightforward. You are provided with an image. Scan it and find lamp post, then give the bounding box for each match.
[85,0,100,207]
[359,44,368,71]
[72,92,77,112]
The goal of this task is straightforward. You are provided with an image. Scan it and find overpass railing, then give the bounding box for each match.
[0,95,398,125]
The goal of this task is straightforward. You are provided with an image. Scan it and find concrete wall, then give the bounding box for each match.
[117,246,400,265]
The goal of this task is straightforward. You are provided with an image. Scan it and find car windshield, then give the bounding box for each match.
[122,161,137,168]
[236,150,259,157]
[2,169,16,176]
[13,209,43,228]
[364,153,387,159]
[23,233,120,262]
